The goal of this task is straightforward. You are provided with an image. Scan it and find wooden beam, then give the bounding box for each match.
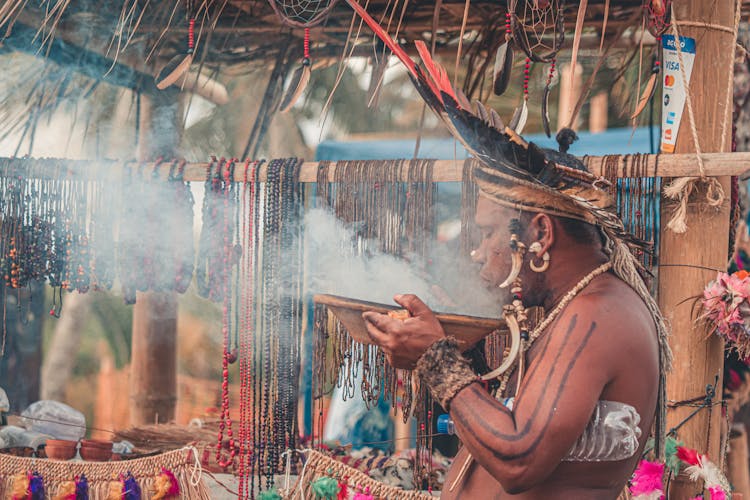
[658,0,735,497]
[4,153,750,182]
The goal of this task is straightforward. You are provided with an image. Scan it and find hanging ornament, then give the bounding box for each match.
[53,481,76,500]
[258,490,282,500]
[269,0,340,111]
[311,476,340,499]
[156,1,195,90]
[644,0,672,38]
[631,54,660,120]
[151,469,180,499]
[508,0,564,135]
[541,58,556,137]
[76,475,89,500]
[492,12,515,96]
[279,27,312,112]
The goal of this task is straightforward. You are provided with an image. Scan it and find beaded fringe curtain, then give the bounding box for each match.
[0,448,210,499]
[312,159,437,488]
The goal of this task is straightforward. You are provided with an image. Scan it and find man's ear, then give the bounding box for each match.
[528,213,554,254]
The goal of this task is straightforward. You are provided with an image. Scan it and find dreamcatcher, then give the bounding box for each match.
[631,0,671,119]
[270,0,340,112]
[496,0,565,136]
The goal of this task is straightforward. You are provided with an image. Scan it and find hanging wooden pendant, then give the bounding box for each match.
[631,58,660,119]
[279,28,312,113]
[156,8,195,90]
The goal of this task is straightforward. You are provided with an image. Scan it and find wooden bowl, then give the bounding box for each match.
[44,439,78,460]
[313,294,506,350]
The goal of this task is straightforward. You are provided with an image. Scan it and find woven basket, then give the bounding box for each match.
[0,447,210,499]
[287,449,435,499]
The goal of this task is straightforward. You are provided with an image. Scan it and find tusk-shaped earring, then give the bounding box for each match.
[498,248,524,288]
[481,309,522,381]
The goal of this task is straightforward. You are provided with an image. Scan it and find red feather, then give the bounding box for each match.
[414,40,457,104]
[345,0,418,78]
[677,446,701,466]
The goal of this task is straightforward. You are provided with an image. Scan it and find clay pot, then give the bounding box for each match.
[79,439,112,462]
[44,439,78,460]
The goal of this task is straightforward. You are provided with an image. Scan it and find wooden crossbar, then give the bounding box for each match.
[1,153,748,182]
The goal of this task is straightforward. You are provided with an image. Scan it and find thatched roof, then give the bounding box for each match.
[0,1,698,79]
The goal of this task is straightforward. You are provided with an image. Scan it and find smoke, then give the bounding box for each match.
[304,208,499,317]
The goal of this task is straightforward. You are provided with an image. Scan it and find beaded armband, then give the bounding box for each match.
[415,337,477,411]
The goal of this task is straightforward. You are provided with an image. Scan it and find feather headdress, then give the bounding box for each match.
[345,0,672,457]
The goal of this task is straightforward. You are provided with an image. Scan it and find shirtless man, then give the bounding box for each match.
[362,195,661,499]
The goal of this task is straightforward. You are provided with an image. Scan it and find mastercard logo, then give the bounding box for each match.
[664,75,675,87]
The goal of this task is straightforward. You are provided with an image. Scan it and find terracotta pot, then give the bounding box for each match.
[44,439,77,460]
[79,445,111,462]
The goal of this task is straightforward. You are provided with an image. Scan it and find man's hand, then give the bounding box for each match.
[362,294,446,369]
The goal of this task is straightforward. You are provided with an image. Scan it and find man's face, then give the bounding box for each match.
[472,197,516,296]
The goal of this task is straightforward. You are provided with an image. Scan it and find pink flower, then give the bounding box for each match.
[630,460,665,496]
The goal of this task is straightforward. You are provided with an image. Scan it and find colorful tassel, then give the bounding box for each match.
[629,460,664,500]
[352,488,374,500]
[28,473,44,500]
[257,490,282,500]
[53,481,77,500]
[151,469,179,499]
[708,485,727,500]
[123,473,141,500]
[336,480,348,500]
[665,437,684,476]
[677,446,731,495]
[107,480,124,500]
[76,475,89,500]
[311,476,340,499]
[11,473,30,500]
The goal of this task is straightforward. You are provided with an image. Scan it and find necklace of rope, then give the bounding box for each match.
[497,261,614,397]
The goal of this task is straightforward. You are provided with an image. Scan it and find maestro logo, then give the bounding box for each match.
[664,75,675,87]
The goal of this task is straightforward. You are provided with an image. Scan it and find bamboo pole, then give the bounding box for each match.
[657,0,736,496]
[3,153,750,182]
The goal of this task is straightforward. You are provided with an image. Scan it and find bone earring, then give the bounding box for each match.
[528,241,550,273]
[498,219,526,288]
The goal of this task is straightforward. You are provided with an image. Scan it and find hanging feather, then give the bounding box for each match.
[493,41,514,96]
[630,63,660,119]
[280,28,313,113]
[542,85,551,137]
[279,61,311,113]
[336,480,348,500]
[569,0,588,87]
[509,100,529,135]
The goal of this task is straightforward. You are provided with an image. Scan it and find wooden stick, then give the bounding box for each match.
[3,153,750,182]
